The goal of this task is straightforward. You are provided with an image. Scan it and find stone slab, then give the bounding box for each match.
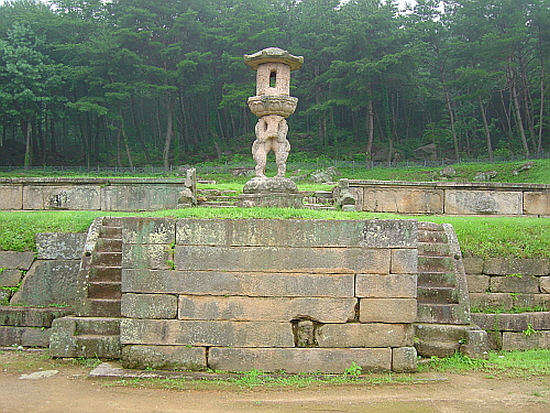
[0,251,36,270]
[101,185,181,211]
[359,299,417,323]
[122,270,355,298]
[10,260,80,306]
[121,294,178,319]
[0,185,22,209]
[541,277,550,294]
[122,244,173,270]
[120,319,295,348]
[472,312,550,331]
[445,190,522,215]
[0,269,22,286]
[390,249,418,274]
[122,345,207,370]
[22,185,101,210]
[489,275,540,294]
[0,306,73,327]
[174,246,390,274]
[177,296,357,323]
[392,347,418,372]
[360,187,443,214]
[316,323,414,348]
[355,274,417,298]
[524,192,550,216]
[483,259,549,276]
[463,258,484,274]
[36,232,86,260]
[208,348,392,373]
[121,217,176,244]
[469,293,513,311]
[0,325,50,347]
[502,331,550,350]
[466,274,490,293]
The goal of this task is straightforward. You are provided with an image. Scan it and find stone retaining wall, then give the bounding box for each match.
[348,180,550,216]
[119,218,419,373]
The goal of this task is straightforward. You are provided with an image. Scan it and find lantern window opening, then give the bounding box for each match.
[269,70,277,88]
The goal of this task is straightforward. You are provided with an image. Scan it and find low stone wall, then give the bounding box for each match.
[119,218,419,373]
[348,180,550,216]
[0,175,195,211]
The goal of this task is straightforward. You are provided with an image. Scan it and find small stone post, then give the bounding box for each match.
[240,47,304,208]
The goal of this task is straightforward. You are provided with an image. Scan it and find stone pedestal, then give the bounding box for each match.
[240,177,303,208]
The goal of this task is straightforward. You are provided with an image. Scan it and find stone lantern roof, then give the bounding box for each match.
[244,47,304,71]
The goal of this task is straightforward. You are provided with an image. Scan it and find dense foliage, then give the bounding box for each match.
[1,0,549,167]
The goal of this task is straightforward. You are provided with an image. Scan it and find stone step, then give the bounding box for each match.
[102,217,123,227]
[70,316,121,336]
[304,204,338,211]
[72,335,121,359]
[95,238,123,253]
[88,267,122,283]
[418,242,452,257]
[418,286,459,304]
[198,202,239,208]
[417,272,457,288]
[417,303,470,325]
[99,226,122,240]
[418,256,455,273]
[415,324,488,359]
[88,282,121,300]
[417,229,448,244]
[91,252,122,267]
[418,221,444,231]
[87,299,121,318]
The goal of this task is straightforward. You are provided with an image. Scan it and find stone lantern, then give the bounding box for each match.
[240,47,304,208]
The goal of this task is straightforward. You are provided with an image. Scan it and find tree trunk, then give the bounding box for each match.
[538,67,545,153]
[479,96,493,162]
[443,84,459,160]
[366,93,374,168]
[22,120,32,167]
[508,65,530,156]
[163,97,175,170]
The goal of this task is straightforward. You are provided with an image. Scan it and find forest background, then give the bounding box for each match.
[0,0,549,169]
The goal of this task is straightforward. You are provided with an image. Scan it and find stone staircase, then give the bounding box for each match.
[415,221,487,359]
[49,217,122,359]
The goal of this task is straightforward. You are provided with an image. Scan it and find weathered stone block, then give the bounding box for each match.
[391,249,418,274]
[0,185,22,209]
[463,258,484,274]
[208,348,392,373]
[23,185,101,210]
[122,244,172,270]
[178,296,357,323]
[445,190,522,215]
[122,345,207,370]
[0,269,22,286]
[101,185,181,211]
[483,258,549,276]
[0,306,72,327]
[120,319,294,347]
[360,220,418,249]
[466,274,490,293]
[356,274,417,298]
[359,299,417,323]
[540,277,550,293]
[360,187,443,214]
[0,251,35,270]
[36,232,86,260]
[490,275,539,293]
[174,246,390,274]
[502,331,550,350]
[392,347,417,372]
[10,260,80,306]
[121,293,177,319]
[121,217,176,244]
[469,293,513,310]
[316,323,413,348]
[524,192,550,216]
[471,312,550,332]
[123,270,355,298]
[0,326,50,347]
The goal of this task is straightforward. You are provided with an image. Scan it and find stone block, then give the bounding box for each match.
[122,270,355,298]
[0,251,35,270]
[489,275,539,293]
[122,244,173,270]
[524,192,550,216]
[208,348,392,373]
[445,190,522,215]
[466,274,490,293]
[391,250,418,274]
[471,312,550,332]
[121,293,177,319]
[502,331,550,351]
[392,347,417,372]
[0,269,22,286]
[10,260,80,306]
[469,293,513,311]
[120,319,294,348]
[359,299,417,323]
[178,296,357,323]
[122,345,207,370]
[483,258,549,276]
[23,185,101,210]
[36,232,86,260]
[239,193,304,208]
[360,220,418,248]
[316,323,413,348]
[0,306,72,327]
[0,326,50,347]
[174,246,390,274]
[356,274,417,298]
[121,217,176,244]
[0,185,22,209]
[463,258,484,274]
[360,187,443,214]
[101,185,181,211]
[540,277,550,293]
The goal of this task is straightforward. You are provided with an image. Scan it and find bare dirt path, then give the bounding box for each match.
[1,351,549,413]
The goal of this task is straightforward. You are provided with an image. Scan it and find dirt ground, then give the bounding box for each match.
[1,350,549,413]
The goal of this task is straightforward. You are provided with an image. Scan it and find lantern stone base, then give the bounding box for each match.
[240,178,302,208]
